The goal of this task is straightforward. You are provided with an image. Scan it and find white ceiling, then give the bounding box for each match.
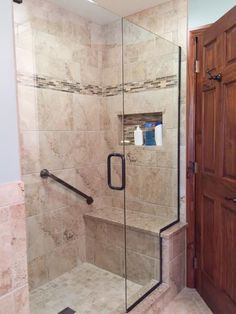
[96,0,167,17]
[48,0,166,25]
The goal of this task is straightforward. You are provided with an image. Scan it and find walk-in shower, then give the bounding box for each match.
[13,0,181,312]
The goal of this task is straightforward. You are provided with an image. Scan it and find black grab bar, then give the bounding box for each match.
[40,169,94,205]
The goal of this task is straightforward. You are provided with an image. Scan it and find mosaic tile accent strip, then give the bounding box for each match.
[104,75,178,97]
[17,73,177,96]
[104,84,124,97]
[17,73,103,96]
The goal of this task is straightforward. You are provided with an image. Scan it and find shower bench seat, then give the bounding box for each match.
[83,207,171,286]
[84,207,170,236]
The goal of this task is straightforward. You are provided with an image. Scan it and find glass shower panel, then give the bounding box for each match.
[122,19,180,310]
[13,1,127,313]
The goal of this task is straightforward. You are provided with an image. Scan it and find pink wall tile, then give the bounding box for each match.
[10,204,28,289]
[0,182,24,207]
[14,286,30,314]
[0,182,29,314]
[0,206,13,297]
[0,293,15,314]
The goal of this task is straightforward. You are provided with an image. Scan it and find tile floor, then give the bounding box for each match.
[161,288,213,314]
[30,263,141,314]
[30,263,213,314]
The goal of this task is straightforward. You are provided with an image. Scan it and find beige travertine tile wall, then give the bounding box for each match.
[127,0,188,221]
[14,0,187,291]
[101,18,180,222]
[0,182,29,314]
[112,223,187,314]
[14,0,108,290]
[85,216,160,285]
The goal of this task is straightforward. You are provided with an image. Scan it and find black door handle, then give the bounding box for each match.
[107,153,126,190]
[206,69,222,82]
[225,197,236,203]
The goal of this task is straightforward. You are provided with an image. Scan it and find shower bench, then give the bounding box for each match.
[84,207,171,286]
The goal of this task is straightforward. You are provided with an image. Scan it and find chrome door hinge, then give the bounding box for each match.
[195,60,200,73]
[193,256,198,270]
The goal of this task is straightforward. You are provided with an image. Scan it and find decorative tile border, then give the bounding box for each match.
[17,73,103,95]
[104,75,178,96]
[17,73,178,96]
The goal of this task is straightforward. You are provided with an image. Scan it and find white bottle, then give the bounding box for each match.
[134,125,143,146]
[155,122,163,146]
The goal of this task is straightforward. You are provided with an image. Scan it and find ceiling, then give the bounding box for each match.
[48,0,166,25]
[96,0,166,17]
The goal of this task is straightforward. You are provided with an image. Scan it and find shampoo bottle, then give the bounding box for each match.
[155,122,163,146]
[144,122,155,146]
[134,125,143,146]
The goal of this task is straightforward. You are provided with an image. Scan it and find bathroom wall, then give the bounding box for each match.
[101,1,185,222]
[127,0,188,221]
[123,21,179,222]
[0,182,29,313]
[14,0,109,289]
[0,1,29,312]
[0,0,21,184]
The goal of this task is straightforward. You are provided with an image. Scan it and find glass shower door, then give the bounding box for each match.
[122,18,181,310]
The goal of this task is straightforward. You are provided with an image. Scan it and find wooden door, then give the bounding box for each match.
[196,6,236,314]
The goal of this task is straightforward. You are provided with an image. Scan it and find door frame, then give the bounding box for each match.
[186,24,211,288]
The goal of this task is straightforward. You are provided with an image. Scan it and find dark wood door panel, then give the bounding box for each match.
[225,23,236,65]
[203,39,217,73]
[202,273,236,314]
[221,204,236,303]
[196,5,236,314]
[201,195,216,281]
[222,63,236,82]
[202,175,236,199]
[222,79,236,180]
[202,87,217,174]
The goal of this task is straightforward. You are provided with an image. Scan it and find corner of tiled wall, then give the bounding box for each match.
[127,0,188,223]
[129,223,187,314]
[0,181,29,314]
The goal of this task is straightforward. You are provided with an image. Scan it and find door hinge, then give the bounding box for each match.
[193,256,198,270]
[195,60,200,73]
[187,161,198,178]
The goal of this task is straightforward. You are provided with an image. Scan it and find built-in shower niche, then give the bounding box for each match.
[118,112,163,146]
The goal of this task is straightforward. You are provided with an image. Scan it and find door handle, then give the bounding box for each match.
[225,197,236,203]
[206,69,222,82]
[107,153,126,190]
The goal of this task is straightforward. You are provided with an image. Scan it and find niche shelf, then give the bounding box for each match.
[118,112,162,146]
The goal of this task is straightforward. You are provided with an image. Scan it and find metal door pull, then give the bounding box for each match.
[107,153,126,191]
